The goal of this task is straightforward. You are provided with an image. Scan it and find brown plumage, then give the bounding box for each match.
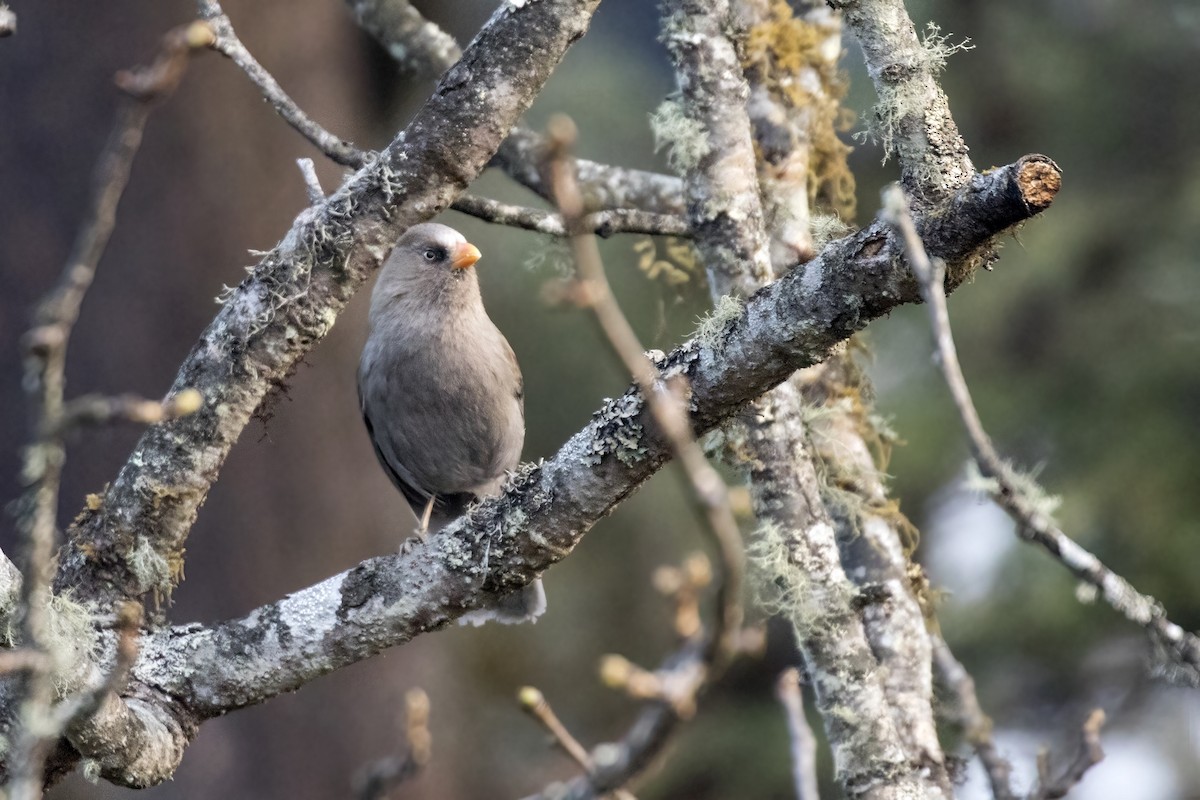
[358,222,545,625]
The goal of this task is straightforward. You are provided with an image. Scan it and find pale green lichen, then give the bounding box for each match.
[856,21,972,166]
[746,520,801,617]
[522,235,574,277]
[649,97,711,173]
[920,22,974,73]
[45,592,101,691]
[585,393,648,466]
[82,759,102,784]
[964,460,1062,521]
[128,535,173,598]
[693,295,744,349]
[810,213,853,250]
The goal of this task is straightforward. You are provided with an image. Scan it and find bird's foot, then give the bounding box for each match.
[399,509,432,555]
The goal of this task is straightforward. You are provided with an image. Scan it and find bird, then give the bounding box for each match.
[357,222,546,626]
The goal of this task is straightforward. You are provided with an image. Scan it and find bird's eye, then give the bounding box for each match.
[423,249,438,261]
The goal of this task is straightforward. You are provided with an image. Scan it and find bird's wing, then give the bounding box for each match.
[359,355,477,520]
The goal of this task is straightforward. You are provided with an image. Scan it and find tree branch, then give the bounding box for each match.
[449,194,689,238]
[199,0,366,167]
[776,668,820,800]
[91,151,1057,789]
[662,1,950,796]
[342,0,686,215]
[885,184,1200,686]
[4,23,209,796]
[831,0,973,202]
[931,635,1017,800]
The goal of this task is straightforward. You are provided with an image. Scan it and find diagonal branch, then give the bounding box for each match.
[127,155,1057,715]
[885,184,1200,685]
[199,0,366,167]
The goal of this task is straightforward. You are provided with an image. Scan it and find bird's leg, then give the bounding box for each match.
[400,496,437,555]
[418,496,435,536]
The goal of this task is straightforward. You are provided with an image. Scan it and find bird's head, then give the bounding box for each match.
[372,222,485,314]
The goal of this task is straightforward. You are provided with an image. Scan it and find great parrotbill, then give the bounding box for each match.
[358,223,545,625]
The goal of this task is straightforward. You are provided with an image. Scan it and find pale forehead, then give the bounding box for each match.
[400,222,465,249]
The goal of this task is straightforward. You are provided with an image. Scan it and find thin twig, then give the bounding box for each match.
[1029,710,1105,800]
[296,158,325,204]
[547,114,744,669]
[883,184,1200,685]
[190,8,682,243]
[776,668,820,800]
[930,635,1017,800]
[528,115,744,799]
[518,687,595,771]
[450,195,690,239]
[7,24,207,798]
[197,0,366,167]
[353,689,431,800]
[52,389,203,436]
[0,650,50,676]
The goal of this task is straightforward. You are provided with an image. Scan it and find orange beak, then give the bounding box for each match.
[450,242,482,270]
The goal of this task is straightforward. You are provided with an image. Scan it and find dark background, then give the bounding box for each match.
[1,1,1198,798]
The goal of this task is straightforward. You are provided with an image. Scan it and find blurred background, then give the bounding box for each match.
[2,0,1199,797]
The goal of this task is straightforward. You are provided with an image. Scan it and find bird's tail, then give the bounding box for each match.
[458,578,546,627]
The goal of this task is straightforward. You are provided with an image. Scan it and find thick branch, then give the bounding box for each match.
[127,157,1057,722]
[667,1,948,795]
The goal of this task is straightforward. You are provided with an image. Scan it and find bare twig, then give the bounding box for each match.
[189,6,682,241]
[0,650,50,676]
[884,184,1200,685]
[52,389,204,436]
[547,115,744,669]
[354,688,431,800]
[1029,710,1105,800]
[296,158,325,204]
[931,635,1017,800]
[7,23,207,798]
[197,0,366,167]
[528,115,744,799]
[518,687,595,771]
[450,195,690,239]
[776,668,820,800]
